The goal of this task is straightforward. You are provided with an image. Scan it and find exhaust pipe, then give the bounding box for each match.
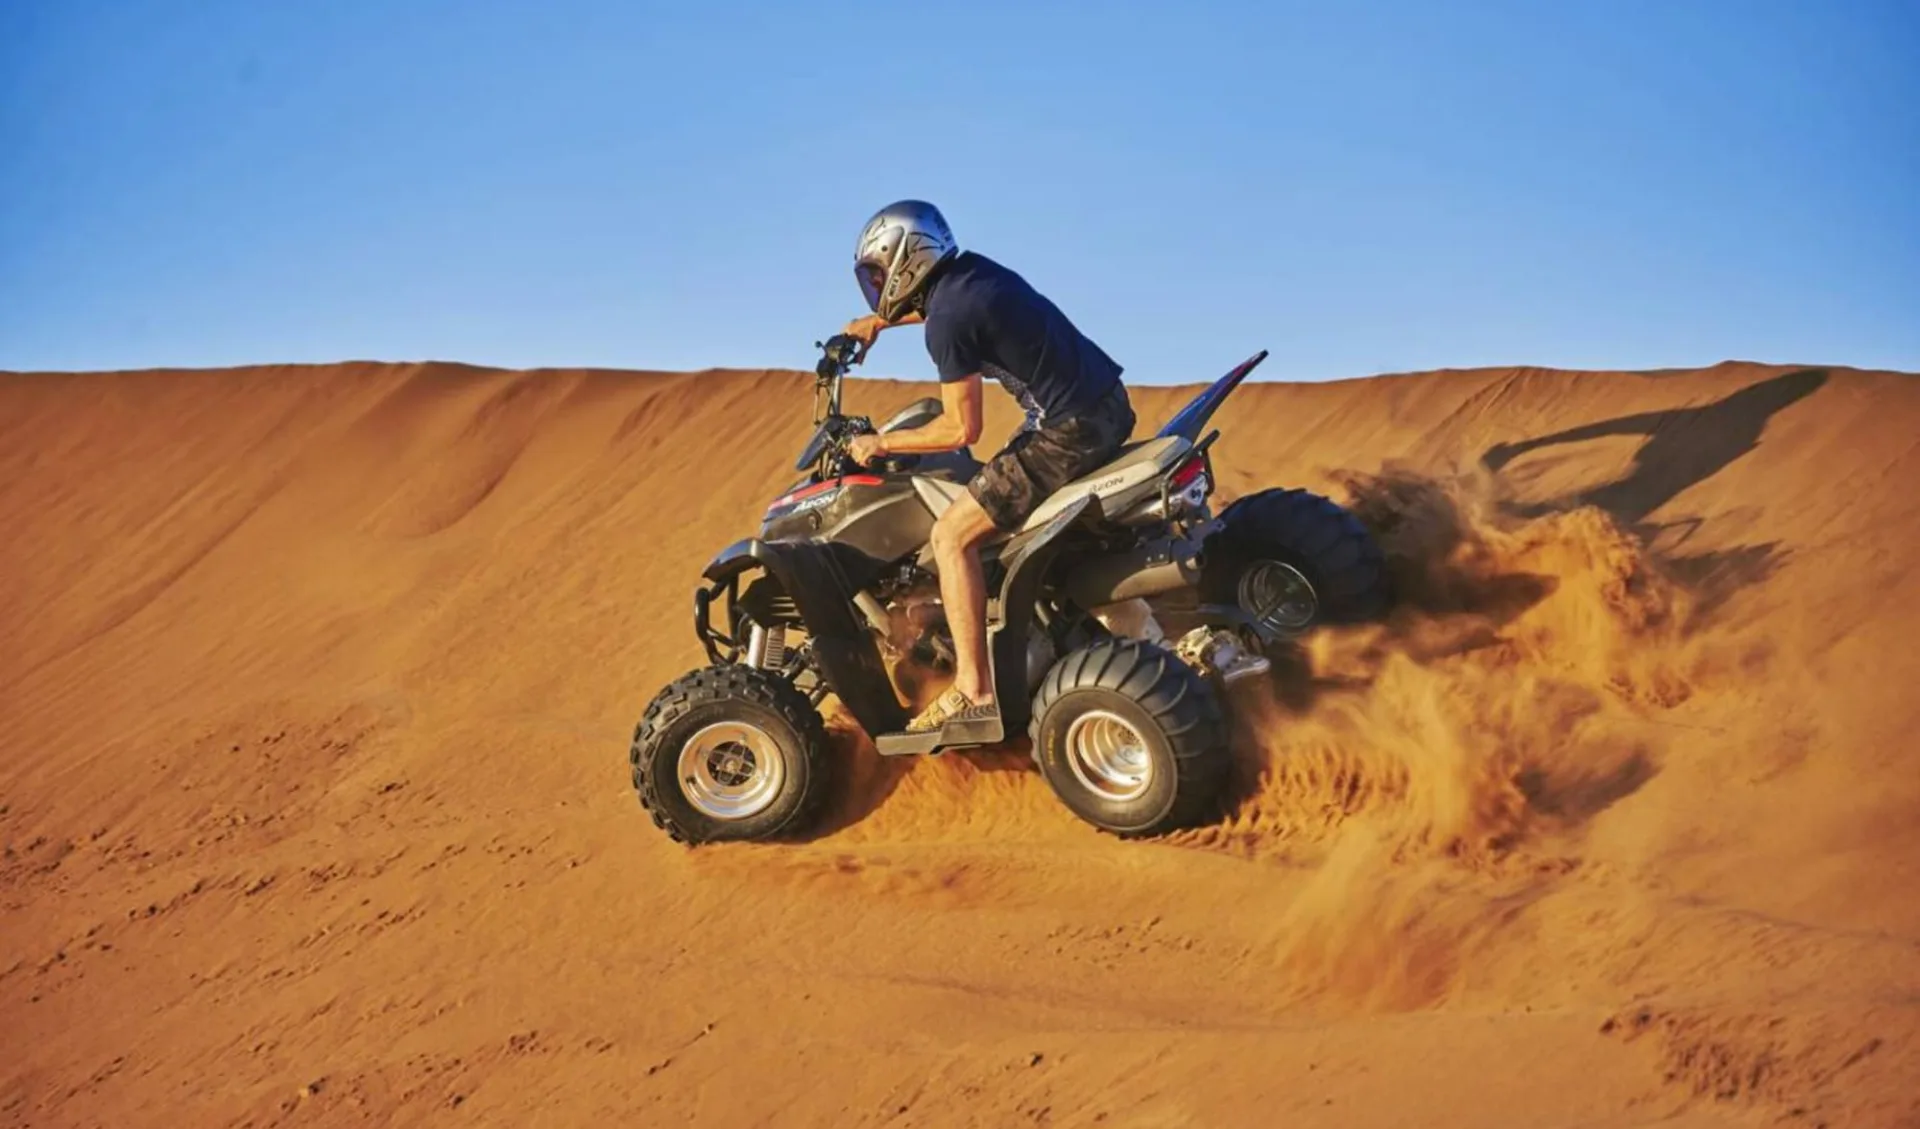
[1064,534,1206,608]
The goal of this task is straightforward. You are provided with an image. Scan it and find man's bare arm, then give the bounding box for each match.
[849,374,983,463]
[844,311,925,358]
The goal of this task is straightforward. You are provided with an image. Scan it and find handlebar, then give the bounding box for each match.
[798,333,875,476]
[810,333,865,424]
[815,333,863,380]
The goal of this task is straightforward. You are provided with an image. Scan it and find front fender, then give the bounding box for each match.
[691,536,906,737]
[702,537,763,584]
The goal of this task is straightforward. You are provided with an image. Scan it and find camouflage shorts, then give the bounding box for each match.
[968,386,1137,531]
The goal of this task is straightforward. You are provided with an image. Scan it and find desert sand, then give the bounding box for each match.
[2,356,1917,1128]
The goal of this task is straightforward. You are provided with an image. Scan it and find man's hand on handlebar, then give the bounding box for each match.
[845,433,886,467]
[841,315,889,362]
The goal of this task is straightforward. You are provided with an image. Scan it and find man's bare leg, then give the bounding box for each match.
[928,492,1002,706]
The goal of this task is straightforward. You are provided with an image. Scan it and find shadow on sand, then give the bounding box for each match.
[1480,367,1830,621]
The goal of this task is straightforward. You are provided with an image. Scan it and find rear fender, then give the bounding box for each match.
[697,538,908,736]
[1155,350,1268,442]
[987,493,1103,731]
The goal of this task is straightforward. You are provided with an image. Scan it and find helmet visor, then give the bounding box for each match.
[855,262,885,313]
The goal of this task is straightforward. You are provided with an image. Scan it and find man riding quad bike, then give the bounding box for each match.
[839,200,1143,740]
[629,203,1392,843]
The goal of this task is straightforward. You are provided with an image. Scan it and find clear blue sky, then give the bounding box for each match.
[3,0,1915,382]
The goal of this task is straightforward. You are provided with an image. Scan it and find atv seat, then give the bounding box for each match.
[910,435,1191,539]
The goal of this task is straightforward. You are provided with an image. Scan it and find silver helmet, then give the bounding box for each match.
[854,200,959,323]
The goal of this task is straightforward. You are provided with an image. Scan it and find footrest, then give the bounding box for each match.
[874,731,945,757]
[872,715,1006,757]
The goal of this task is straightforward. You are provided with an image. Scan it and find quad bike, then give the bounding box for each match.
[629,336,1391,843]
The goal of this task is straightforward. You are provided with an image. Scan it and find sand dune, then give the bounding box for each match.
[2,356,1917,1127]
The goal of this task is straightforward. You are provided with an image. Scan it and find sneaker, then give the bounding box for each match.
[904,686,1000,733]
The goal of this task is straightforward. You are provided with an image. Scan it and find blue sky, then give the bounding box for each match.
[2,0,1915,383]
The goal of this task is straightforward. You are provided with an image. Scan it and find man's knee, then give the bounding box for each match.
[932,496,996,557]
[929,511,971,558]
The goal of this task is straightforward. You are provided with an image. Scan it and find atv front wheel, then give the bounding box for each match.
[1029,638,1231,837]
[1202,487,1391,636]
[630,665,833,844]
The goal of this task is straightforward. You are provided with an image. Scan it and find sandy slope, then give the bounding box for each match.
[2,356,1917,1128]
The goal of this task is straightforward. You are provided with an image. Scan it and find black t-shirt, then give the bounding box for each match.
[922,251,1123,426]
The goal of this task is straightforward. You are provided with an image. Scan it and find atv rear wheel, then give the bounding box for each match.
[1202,487,1391,635]
[1029,638,1230,837]
[631,665,833,844]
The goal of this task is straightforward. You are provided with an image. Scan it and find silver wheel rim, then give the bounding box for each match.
[676,721,785,820]
[1064,709,1154,803]
[1239,560,1318,633]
